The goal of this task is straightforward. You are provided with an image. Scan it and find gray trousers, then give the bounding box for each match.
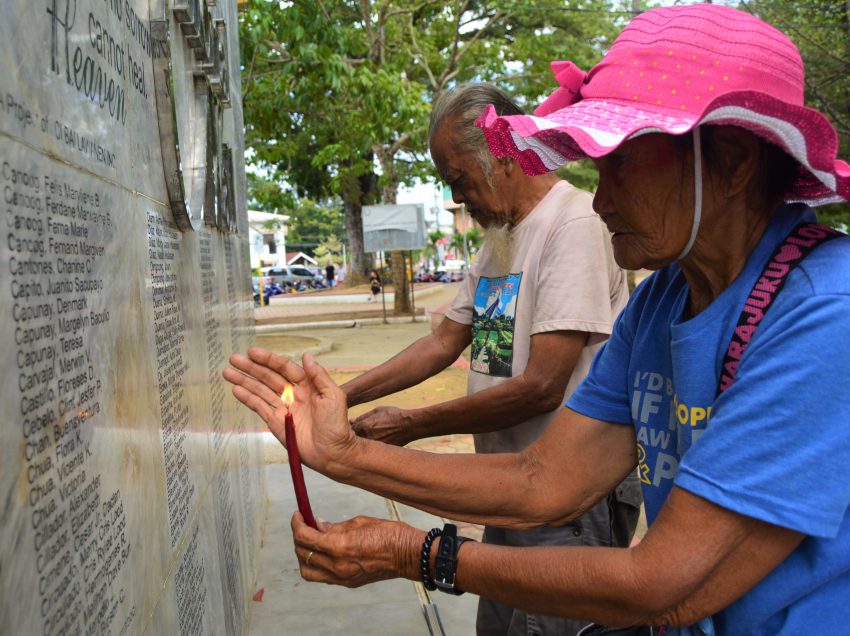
[475,476,642,636]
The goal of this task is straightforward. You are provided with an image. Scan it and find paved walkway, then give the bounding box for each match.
[245,281,647,635]
[253,282,447,326]
[248,283,483,635]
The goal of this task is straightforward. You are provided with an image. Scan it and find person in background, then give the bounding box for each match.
[367,270,382,302]
[325,263,336,288]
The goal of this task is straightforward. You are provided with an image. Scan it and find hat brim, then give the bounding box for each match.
[478,91,850,206]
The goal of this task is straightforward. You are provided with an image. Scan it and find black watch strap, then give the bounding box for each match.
[434,523,469,595]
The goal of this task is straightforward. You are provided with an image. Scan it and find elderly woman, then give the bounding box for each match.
[225,4,850,634]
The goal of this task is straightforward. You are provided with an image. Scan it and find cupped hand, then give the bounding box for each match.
[351,406,417,446]
[223,347,358,473]
[291,513,421,588]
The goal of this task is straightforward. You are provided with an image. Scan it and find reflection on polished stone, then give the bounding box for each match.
[0,0,263,634]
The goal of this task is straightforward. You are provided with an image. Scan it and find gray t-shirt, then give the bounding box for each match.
[446,180,628,453]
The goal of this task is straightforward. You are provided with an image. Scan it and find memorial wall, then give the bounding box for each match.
[0,0,266,633]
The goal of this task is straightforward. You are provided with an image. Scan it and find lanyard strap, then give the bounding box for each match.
[717,222,843,395]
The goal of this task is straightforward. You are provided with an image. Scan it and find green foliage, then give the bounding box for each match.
[816,205,850,231]
[247,172,295,212]
[248,172,345,247]
[466,227,482,251]
[448,231,469,261]
[239,0,624,217]
[420,228,445,262]
[556,159,600,195]
[287,199,345,246]
[427,229,445,247]
[741,0,850,226]
[313,235,344,267]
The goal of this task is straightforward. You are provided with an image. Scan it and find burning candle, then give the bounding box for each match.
[282,384,317,529]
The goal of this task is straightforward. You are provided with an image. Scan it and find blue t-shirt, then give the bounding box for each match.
[568,204,850,635]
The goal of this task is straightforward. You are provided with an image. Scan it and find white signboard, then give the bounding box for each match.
[362,204,426,252]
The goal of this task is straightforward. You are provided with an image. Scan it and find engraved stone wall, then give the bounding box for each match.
[0,1,265,634]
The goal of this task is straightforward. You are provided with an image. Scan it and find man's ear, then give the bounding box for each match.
[706,126,760,199]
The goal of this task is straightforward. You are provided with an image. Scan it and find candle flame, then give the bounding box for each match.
[282,384,294,409]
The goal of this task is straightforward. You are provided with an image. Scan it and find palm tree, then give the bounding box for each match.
[449,231,469,265]
[425,229,445,269]
[466,227,482,253]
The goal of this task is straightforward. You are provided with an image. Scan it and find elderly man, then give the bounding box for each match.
[341,84,640,635]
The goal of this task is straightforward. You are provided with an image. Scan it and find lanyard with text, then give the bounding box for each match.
[718,222,844,395]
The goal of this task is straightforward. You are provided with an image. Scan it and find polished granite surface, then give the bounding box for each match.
[0,1,263,633]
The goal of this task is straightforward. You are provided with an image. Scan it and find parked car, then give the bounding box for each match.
[261,265,324,288]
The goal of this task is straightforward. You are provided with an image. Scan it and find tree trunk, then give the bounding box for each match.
[380,183,411,314]
[341,159,379,286]
[390,250,411,313]
[343,195,367,286]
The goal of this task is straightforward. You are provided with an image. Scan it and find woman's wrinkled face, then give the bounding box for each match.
[592,134,695,270]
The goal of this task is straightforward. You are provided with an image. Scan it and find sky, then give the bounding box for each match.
[397,181,455,229]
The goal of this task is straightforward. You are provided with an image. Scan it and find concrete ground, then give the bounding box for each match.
[245,281,647,635]
[248,283,483,636]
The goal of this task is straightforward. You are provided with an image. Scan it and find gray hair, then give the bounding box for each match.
[429,84,525,186]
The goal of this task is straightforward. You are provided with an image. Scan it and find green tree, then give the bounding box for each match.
[240,0,622,312]
[287,199,345,247]
[247,173,344,247]
[448,230,469,263]
[466,226,482,253]
[247,172,295,212]
[313,234,344,268]
[740,0,850,227]
[422,228,445,266]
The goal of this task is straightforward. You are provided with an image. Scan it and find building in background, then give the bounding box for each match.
[443,185,476,234]
[248,209,290,267]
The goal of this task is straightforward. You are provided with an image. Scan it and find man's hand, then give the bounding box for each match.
[291,513,420,588]
[351,406,418,446]
[223,347,358,473]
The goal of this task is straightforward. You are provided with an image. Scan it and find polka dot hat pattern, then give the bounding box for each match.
[477,3,850,206]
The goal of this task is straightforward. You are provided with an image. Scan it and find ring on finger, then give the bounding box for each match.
[305,550,314,566]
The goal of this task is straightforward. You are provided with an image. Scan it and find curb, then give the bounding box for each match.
[280,335,334,358]
[262,284,445,307]
[254,315,429,333]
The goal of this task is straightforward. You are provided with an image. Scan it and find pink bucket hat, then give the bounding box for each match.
[477,3,850,206]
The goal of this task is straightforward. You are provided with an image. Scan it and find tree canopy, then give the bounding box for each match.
[238,0,850,279]
[741,0,849,227]
[239,0,626,305]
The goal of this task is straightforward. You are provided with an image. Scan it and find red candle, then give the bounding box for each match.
[282,385,317,529]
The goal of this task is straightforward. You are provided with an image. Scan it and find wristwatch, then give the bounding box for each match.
[434,523,469,595]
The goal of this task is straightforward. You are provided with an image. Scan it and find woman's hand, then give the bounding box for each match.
[223,347,359,474]
[291,513,422,588]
